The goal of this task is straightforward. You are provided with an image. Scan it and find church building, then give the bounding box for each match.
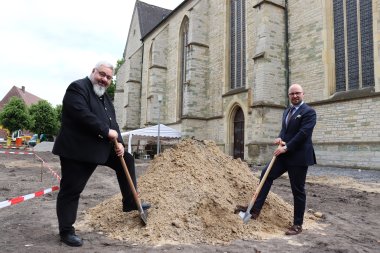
[114,0,380,169]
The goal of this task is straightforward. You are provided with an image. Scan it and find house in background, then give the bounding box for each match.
[0,85,43,138]
[0,85,42,110]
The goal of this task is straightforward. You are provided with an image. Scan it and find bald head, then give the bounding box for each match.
[288,83,304,105]
[288,84,303,93]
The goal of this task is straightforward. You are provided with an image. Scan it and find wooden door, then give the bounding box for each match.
[233,108,244,159]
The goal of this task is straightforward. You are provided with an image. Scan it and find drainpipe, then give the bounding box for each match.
[139,43,144,125]
[284,0,290,106]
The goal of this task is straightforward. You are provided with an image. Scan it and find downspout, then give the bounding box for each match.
[140,43,144,94]
[284,0,290,106]
[140,43,144,125]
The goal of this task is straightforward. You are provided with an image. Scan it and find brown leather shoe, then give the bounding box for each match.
[285,225,302,235]
[234,205,248,214]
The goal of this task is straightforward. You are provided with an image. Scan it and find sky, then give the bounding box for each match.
[0,0,183,106]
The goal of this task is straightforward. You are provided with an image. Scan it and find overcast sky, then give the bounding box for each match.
[0,0,183,106]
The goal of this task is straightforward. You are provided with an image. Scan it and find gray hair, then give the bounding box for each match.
[94,61,114,71]
[89,61,114,83]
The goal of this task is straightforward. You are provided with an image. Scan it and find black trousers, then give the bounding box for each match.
[252,158,308,226]
[56,151,136,234]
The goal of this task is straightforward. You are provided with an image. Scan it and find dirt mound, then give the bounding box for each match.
[80,139,310,245]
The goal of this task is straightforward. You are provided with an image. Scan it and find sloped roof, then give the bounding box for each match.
[140,0,189,40]
[0,86,43,110]
[136,0,172,38]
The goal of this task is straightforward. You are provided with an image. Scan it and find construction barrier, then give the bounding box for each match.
[0,150,61,209]
[34,153,61,182]
[0,150,34,155]
[0,186,59,209]
[0,145,30,149]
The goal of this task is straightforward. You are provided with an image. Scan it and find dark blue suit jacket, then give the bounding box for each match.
[279,103,317,166]
[53,77,123,164]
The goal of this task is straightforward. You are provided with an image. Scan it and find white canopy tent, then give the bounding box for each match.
[121,124,181,153]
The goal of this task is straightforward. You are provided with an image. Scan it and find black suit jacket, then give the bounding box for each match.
[53,77,123,164]
[279,103,317,166]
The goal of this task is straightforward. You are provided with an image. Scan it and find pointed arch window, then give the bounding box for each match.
[230,0,246,90]
[179,16,189,116]
[333,0,374,92]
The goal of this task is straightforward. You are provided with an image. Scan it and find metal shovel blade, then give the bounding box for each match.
[239,211,252,224]
[137,205,148,225]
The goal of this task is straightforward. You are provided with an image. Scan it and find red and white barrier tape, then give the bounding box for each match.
[0,150,34,155]
[0,145,29,150]
[34,153,61,182]
[0,151,61,209]
[0,186,59,209]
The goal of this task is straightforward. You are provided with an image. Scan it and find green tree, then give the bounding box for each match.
[106,80,116,101]
[0,97,31,134]
[115,58,125,75]
[106,58,125,101]
[55,104,62,133]
[29,100,59,137]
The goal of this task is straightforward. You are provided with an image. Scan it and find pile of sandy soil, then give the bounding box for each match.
[80,139,314,245]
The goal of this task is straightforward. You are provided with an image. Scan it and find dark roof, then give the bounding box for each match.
[0,86,43,110]
[141,0,189,40]
[136,0,172,38]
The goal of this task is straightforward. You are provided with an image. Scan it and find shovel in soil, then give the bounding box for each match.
[114,139,147,225]
[238,144,281,224]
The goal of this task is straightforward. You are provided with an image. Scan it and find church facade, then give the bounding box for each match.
[114,0,380,169]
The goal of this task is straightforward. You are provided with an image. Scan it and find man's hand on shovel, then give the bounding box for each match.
[114,141,125,157]
[108,129,124,157]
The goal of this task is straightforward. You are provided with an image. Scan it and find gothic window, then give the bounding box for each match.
[230,0,246,90]
[333,0,374,92]
[179,16,189,116]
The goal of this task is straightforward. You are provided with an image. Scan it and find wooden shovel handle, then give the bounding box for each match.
[113,140,143,211]
[246,144,281,213]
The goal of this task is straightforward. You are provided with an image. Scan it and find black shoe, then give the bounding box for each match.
[123,202,151,212]
[250,211,260,220]
[60,232,83,247]
[142,202,151,210]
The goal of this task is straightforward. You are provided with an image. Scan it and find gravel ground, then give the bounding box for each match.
[0,145,379,253]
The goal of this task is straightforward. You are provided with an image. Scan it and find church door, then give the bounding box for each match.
[233,108,244,159]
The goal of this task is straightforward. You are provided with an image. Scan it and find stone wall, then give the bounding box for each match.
[288,0,325,101]
[311,95,380,169]
[115,0,380,169]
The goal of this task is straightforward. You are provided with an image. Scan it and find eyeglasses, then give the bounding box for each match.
[288,92,302,96]
[96,69,113,81]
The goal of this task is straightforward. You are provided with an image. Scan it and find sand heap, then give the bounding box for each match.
[81,139,308,245]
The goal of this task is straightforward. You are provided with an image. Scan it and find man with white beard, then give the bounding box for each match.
[53,61,150,247]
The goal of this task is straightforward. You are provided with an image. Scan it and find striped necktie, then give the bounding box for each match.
[286,107,295,126]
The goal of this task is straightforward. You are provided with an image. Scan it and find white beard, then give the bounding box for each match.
[93,83,106,97]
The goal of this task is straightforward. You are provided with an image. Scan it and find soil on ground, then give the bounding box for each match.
[0,140,379,253]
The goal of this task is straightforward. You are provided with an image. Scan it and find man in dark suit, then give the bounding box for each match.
[53,61,150,247]
[235,83,316,235]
